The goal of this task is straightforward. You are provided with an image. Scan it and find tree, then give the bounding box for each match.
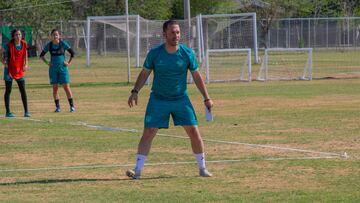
[299,0,359,17]
[69,0,125,54]
[0,0,72,52]
[340,0,360,17]
[240,0,296,48]
[81,0,124,17]
[171,0,236,19]
[128,0,173,20]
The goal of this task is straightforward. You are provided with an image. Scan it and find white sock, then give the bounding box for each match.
[134,154,147,171]
[195,153,206,170]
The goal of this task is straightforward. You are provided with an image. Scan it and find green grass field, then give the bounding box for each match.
[0,53,359,202]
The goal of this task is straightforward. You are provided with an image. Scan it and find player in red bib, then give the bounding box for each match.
[1,29,30,117]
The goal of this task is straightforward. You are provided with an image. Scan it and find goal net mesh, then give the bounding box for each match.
[257,48,313,81]
[205,49,252,83]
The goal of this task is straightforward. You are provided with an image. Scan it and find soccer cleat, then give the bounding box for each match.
[70,106,75,113]
[5,112,15,118]
[54,107,61,113]
[199,168,213,177]
[24,112,31,117]
[126,169,141,180]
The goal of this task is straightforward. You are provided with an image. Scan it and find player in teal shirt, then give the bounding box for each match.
[40,29,75,113]
[143,43,198,100]
[126,20,214,179]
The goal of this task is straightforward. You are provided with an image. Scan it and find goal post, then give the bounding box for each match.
[85,13,258,83]
[257,48,313,81]
[205,48,252,83]
[199,13,259,64]
[86,15,141,67]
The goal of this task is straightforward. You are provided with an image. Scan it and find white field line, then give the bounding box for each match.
[5,117,349,159]
[0,156,337,173]
[73,121,348,158]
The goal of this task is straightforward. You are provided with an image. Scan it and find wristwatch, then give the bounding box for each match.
[131,89,138,94]
[204,98,211,102]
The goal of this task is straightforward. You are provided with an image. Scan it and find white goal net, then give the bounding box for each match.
[199,13,258,64]
[257,48,313,81]
[85,14,259,83]
[205,49,252,83]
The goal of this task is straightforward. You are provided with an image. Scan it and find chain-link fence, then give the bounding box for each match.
[264,17,360,79]
[47,17,360,52]
[1,16,358,81]
[266,17,360,49]
[47,14,258,66]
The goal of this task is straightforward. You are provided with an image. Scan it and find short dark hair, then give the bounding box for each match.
[51,28,60,35]
[163,20,179,32]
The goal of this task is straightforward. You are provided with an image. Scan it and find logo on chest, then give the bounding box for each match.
[156,60,186,70]
[176,61,185,67]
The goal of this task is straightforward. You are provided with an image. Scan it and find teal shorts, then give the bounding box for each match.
[49,64,70,84]
[3,67,25,82]
[144,93,198,129]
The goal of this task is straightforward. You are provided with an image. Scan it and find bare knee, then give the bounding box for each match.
[142,128,158,140]
[52,85,58,93]
[184,126,201,139]
[188,126,197,135]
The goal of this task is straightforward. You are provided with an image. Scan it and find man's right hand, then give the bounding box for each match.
[204,98,213,112]
[128,93,138,108]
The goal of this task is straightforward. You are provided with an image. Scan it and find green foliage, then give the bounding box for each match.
[313,0,342,17]
[0,0,72,46]
[237,0,360,18]
[278,0,360,17]
[82,0,124,17]
[2,0,360,24]
[1,0,359,50]
[356,7,360,16]
[72,0,174,20]
[128,0,173,20]
[171,0,236,19]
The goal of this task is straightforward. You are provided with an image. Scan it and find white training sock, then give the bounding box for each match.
[195,153,206,170]
[134,154,147,171]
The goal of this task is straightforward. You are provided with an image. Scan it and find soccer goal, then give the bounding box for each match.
[86,15,142,68]
[199,13,259,64]
[204,48,252,83]
[257,48,313,81]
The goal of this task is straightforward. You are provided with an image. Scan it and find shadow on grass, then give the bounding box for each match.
[0,176,176,186]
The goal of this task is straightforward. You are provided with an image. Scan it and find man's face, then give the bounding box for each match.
[163,24,181,46]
